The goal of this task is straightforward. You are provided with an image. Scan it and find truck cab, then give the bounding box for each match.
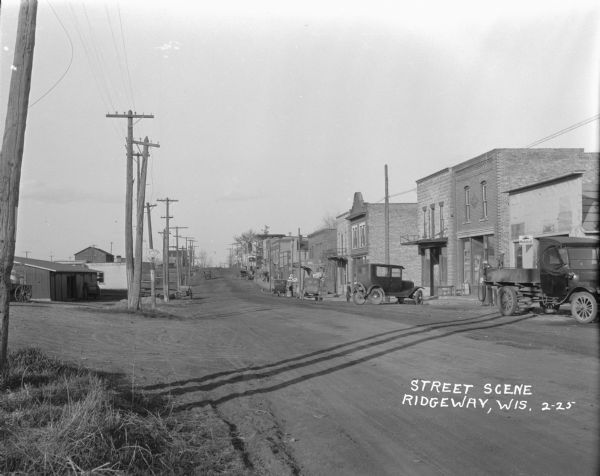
[538,237,599,300]
[485,237,599,323]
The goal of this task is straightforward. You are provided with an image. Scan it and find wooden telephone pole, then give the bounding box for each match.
[129,137,159,310]
[0,0,38,374]
[384,164,390,265]
[157,198,177,302]
[172,226,188,287]
[146,202,157,309]
[106,110,154,307]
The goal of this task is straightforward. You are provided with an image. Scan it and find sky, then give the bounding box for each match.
[1,0,598,266]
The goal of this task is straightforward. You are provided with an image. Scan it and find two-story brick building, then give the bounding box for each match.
[408,168,455,296]
[343,192,420,286]
[415,148,599,297]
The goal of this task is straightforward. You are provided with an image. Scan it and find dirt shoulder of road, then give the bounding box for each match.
[7,288,302,475]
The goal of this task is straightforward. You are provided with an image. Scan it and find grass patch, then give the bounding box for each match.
[0,348,251,474]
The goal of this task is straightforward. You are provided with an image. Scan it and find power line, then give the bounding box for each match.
[117,3,137,111]
[524,113,600,148]
[105,4,130,105]
[68,3,116,111]
[29,0,73,108]
[376,187,417,203]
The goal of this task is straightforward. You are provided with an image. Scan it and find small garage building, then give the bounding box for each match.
[12,257,99,301]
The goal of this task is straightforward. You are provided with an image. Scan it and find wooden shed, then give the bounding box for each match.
[74,246,114,263]
[12,257,99,301]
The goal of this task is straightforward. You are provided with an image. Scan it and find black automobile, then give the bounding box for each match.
[352,263,424,305]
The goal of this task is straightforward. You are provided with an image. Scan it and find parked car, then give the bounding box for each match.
[352,263,423,305]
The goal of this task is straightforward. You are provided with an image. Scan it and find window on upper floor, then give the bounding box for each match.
[439,202,445,237]
[429,205,435,238]
[422,206,428,238]
[351,225,358,249]
[481,181,488,219]
[358,222,367,248]
[464,186,471,222]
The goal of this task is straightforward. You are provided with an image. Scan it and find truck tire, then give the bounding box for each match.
[412,289,424,305]
[368,288,385,305]
[498,286,518,316]
[570,292,598,323]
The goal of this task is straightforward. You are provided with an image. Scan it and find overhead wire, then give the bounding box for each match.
[29,0,74,109]
[376,187,417,203]
[524,113,599,148]
[68,3,116,112]
[105,4,130,107]
[82,3,126,108]
[117,3,137,112]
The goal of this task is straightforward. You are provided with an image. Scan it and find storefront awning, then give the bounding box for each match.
[327,255,348,263]
[402,237,448,248]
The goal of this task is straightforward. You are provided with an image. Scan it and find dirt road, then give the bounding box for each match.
[8,274,599,475]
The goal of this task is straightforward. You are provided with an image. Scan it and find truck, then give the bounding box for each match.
[483,237,599,323]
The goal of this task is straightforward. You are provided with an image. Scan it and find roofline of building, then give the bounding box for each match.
[452,148,587,174]
[14,258,99,273]
[504,170,586,194]
[416,167,451,184]
[74,246,113,257]
[307,228,336,238]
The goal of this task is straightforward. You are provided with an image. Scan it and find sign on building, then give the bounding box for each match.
[518,235,534,245]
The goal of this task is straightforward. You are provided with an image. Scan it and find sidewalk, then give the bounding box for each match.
[253,278,489,306]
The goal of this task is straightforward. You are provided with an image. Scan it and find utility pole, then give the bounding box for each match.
[146,202,157,309]
[384,164,390,265]
[157,198,177,302]
[158,230,169,301]
[186,238,196,285]
[0,0,38,374]
[298,228,303,298]
[106,110,154,306]
[129,137,159,310]
[172,226,188,287]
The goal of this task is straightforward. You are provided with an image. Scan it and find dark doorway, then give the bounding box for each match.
[66,276,76,299]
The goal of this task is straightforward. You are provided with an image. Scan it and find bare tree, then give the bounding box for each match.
[320,214,337,229]
[197,249,212,268]
[233,229,258,253]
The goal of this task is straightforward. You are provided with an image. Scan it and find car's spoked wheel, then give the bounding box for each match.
[352,284,367,305]
[412,289,423,305]
[369,288,385,305]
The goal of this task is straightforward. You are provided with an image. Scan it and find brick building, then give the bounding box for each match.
[306,228,337,294]
[266,235,308,282]
[414,148,599,296]
[410,168,455,296]
[344,192,420,286]
[506,171,598,267]
[332,211,351,293]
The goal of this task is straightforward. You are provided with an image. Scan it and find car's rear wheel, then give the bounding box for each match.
[571,292,598,323]
[369,288,385,305]
[412,289,423,305]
